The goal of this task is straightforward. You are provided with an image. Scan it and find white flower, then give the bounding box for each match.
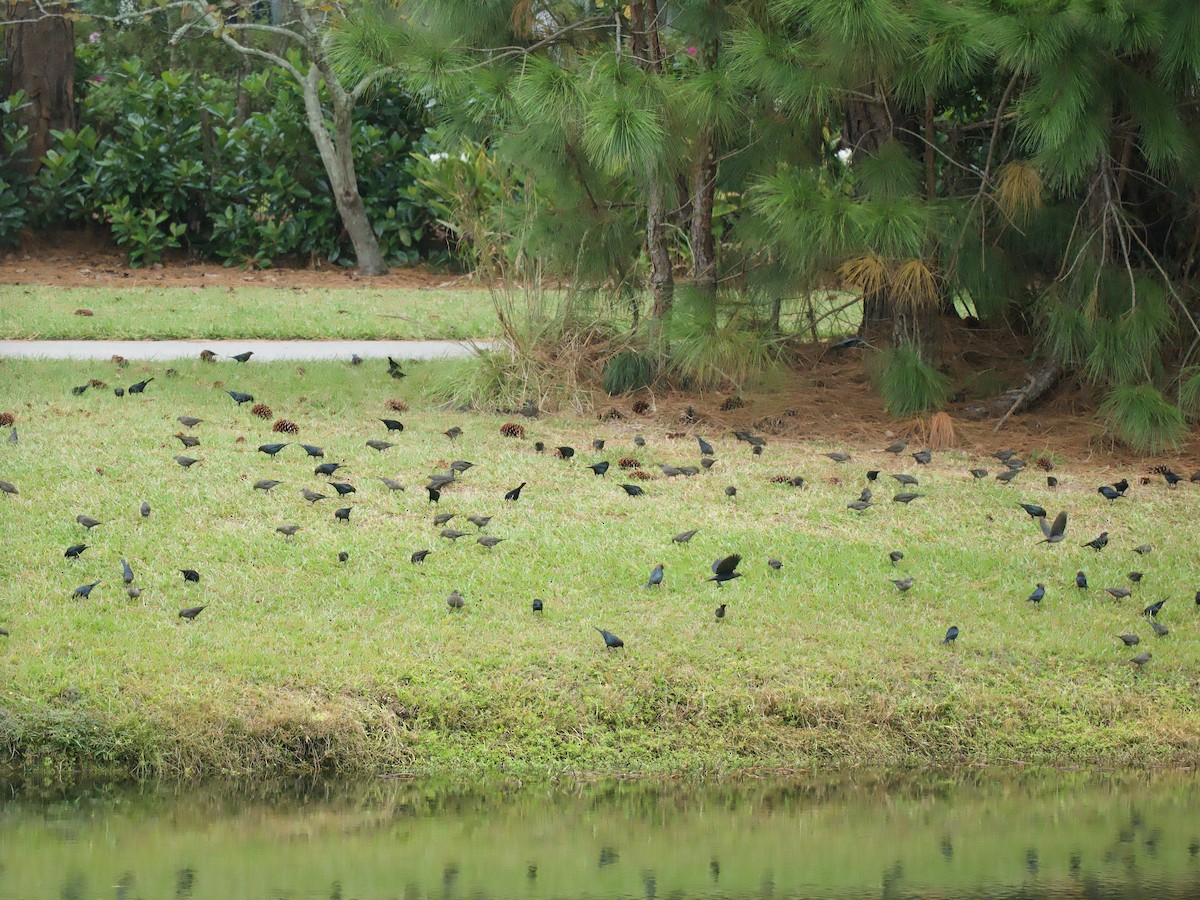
[428,153,448,164]
[836,148,853,164]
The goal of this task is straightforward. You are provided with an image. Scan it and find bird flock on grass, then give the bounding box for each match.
[1,353,1199,674]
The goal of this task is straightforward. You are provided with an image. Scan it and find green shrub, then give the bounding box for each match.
[1099,383,1185,453]
[602,349,658,395]
[0,93,36,247]
[875,345,951,416]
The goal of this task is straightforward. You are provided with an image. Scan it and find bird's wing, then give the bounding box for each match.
[713,554,741,575]
[1050,511,1067,538]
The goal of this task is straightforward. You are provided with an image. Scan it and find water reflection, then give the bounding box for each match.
[0,771,1198,898]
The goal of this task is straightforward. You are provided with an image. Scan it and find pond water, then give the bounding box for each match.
[1,770,1198,899]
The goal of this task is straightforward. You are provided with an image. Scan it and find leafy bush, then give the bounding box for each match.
[0,92,36,247]
[602,349,658,395]
[20,58,440,268]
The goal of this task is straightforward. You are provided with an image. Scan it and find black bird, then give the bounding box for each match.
[379,477,405,492]
[64,544,87,559]
[381,419,405,432]
[467,515,492,529]
[180,569,200,583]
[71,384,88,395]
[768,557,783,570]
[121,558,134,584]
[176,434,200,448]
[227,390,254,404]
[1082,531,1109,551]
[1161,469,1182,488]
[646,564,663,588]
[73,580,100,598]
[477,535,505,549]
[1019,503,1047,519]
[302,489,327,504]
[534,441,545,453]
[428,487,441,503]
[178,416,203,428]
[1076,571,1088,589]
[140,501,151,518]
[993,449,1016,462]
[912,450,932,465]
[889,551,904,566]
[696,435,715,456]
[276,524,301,538]
[883,440,907,454]
[1105,587,1132,599]
[592,439,605,451]
[366,440,395,452]
[595,627,624,649]
[300,445,325,458]
[889,576,914,592]
[328,482,356,496]
[1143,599,1166,618]
[1037,511,1068,544]
[434,513,455,526]
[556,446,575,459]
[387,356,407,379]
[253,479,282,492]
[505,482,526,502]
[708,554,743,586]
[970,468,988,479]
[334,507,352,523]
[942,626,959,645]
[444,427,463,441]
[1028,583,1046,603]
[76,515,102,529]
[1098,485,1123,501]
[450,460,475,474]
[411,549,431,564]
[1129,571,1143,584]
[700,458,716,470]
[1047,476,1058,489]
[634,435,646,448]
[724,486,737,499]
[830,335,867,350]
[715,603,726,621]
[1132,544,1153,556]
[338,551,349,563]
[174,455,201,468]
[660,464,683,478]
[1113,478,1130,494]
[0,627,8,636]
[128,378,153,394]
[229,351,253,363]
[127,586,140,599]
[866,470,880,481]
[1151,620,1170,637]
[519,399,539,418]
[532,598,544,612]
[441,529,468,541]
[673,529,698,544]
[825,452,852,463]
[996,469,1021,484]
[447,591,465,611]
[259,443,289,457]
[428,473,455,491]
[179,605,206,621]
[1130,651,1152,669]
[351,354,363,365]
[847,500,875,512]
[1195,590,1200,607]
[891,473,919,486]
[589,462,610,477]
[315,462,344,477]
[621,484,645,497]
[893,492,922,504]
[1117,634,1140,647]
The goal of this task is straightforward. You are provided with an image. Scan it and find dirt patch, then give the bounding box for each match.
[0,232,476,291]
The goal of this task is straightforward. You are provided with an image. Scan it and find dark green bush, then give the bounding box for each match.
[602,349,658,395]
[19,57,442,268]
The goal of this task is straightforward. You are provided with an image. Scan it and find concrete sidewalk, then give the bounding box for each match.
[0,339,498,362]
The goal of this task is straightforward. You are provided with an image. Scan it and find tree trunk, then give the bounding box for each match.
[300,65,388,276]
[630,0,673,319]
[960,360,1063,421]
[2,0,75,173]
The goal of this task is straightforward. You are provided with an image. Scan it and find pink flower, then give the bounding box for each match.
[687,46,698,56]
[88,32,101,43]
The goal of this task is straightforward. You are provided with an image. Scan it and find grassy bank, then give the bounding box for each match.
[0,285,496,340]
[0,357,1198,780]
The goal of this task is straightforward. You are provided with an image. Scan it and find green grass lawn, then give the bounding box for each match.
[0,285,497,340]
[0,357,1197,779]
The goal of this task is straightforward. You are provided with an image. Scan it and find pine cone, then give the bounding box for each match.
[628,468,654,480]
[770,474,793,484]
[632,399,651,415]
[1149,464,1171,475]
[272,419,299,434]
[720,396,745,411]
[0,412,13,427]
[600,407,625,421]
[251,403,273,420]
[386,399,409,413]
[88,378,107,388]
[500,422,525,438]
[200,350,217,362]
[619,457,642,469]
[1035,456,1054,471]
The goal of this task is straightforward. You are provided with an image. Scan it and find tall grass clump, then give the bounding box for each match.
[873,346,951,416]
[1099,383,1185,453]
[663,288,777,391]
[602,349,658,395]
